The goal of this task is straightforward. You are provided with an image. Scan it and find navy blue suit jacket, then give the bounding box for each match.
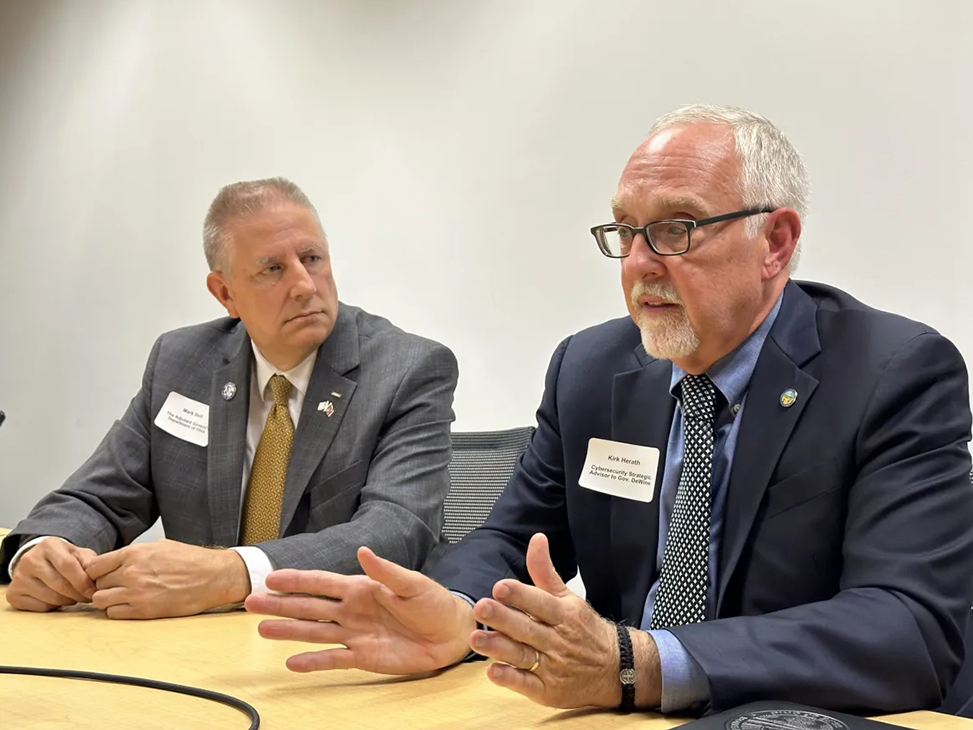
[431,280,973,714]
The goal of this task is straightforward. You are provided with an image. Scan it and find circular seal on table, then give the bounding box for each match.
[727,709,849,730]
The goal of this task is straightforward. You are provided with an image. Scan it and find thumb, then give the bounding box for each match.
[357,546,427,599]
[525,533,570,597]
[85,548,124,580]
[73,547,98,571]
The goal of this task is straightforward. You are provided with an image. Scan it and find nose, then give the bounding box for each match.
[623,231,667,279]
[289,261,317,301]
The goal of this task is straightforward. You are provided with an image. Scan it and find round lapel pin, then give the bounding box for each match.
[221,382,237,401]
[780,389,798,408]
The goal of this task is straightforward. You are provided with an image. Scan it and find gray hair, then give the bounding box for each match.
[648,104,810,270]
[203,177,323,271]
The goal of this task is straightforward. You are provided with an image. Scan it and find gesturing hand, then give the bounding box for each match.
[245,546,476,674]
[470,533,652,709]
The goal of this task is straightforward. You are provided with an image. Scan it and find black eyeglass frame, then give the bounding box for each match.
[590,207,776,258]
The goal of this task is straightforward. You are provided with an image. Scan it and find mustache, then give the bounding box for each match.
[630,281,682,307]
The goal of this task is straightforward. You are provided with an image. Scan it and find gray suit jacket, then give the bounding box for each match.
[0,302,458,580]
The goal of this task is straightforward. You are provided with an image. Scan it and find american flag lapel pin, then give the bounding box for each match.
[317,400,335,418]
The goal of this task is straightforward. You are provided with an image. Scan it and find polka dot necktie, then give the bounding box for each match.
[650,373,718,630]
[241,374,294,545]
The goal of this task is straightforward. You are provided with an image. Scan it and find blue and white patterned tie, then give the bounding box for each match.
[650,373,718,630]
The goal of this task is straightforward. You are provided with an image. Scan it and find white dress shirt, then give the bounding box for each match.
[10,344,318,602]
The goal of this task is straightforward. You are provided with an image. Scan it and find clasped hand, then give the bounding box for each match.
[6,537,249,619]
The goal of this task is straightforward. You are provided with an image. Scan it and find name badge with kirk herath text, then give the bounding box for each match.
[578,438,659,503]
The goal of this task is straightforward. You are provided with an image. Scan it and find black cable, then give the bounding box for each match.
[0,665,260,729]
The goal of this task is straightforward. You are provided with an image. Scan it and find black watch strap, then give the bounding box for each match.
[616,624,636,711]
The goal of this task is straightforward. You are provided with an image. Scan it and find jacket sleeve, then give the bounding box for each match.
[429,337,578,600]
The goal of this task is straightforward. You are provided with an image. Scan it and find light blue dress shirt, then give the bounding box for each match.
[642,293,782,712]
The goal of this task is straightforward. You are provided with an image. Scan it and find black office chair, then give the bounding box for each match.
[441,426,535,544]
[939,469,973,717]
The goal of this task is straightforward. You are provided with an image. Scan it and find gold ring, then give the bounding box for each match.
[527,650,541,673]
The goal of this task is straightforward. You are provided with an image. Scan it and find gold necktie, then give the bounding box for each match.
[241,374,294,545]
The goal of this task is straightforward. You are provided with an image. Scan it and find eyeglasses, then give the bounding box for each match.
[590,207,776,258]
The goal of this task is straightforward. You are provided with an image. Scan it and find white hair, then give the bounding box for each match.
[649,104,810,270]
[203,177,324,272]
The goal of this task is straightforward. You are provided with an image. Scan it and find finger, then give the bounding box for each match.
[287,648,358,673]
[474,598,554,651]
[93,572,126,590]
[91,587,131,611]
[85,549,126,580]
[105,604,139,620]
[486,661,546,703]
[6,589,59,612]
[492,580,563,627]
[257,618,347,645]
[76,549,98,572]
[245,593,342,621]
[264,569,348,600]
[34,560,88,603]
[470,629,541,670]
[358,546,427,598]
[22,576,78,607]
[49,550,96,600]
[525,533,570,598]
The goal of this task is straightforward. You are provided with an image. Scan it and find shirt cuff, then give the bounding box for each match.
[9,536,67,576]
[648,629,710,713]
[229,546,275,596]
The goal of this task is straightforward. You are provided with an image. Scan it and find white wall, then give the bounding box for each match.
[1,0,972,536]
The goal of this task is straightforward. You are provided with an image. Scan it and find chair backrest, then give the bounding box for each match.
[442,426,535,544]
[940,468,973,717]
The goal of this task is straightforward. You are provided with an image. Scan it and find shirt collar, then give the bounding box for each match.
[251,343,317,403]
[670,291,784,406]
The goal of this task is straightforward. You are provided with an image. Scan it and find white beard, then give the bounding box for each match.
[630,281,700,360]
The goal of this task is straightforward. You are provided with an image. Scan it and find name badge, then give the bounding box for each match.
[154,391,210,447]
[578,438,660,503]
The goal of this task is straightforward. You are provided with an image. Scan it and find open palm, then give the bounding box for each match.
[246,547,475,675]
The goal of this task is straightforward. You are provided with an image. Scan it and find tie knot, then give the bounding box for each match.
[679,374,717,422]
[269,374,292,407]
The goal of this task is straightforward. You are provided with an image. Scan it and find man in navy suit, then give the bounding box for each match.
[244,105,973,715]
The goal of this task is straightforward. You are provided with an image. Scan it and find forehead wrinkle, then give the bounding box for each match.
[612,184,714,219]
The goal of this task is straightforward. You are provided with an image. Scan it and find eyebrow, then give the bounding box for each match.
[254,244,325,267]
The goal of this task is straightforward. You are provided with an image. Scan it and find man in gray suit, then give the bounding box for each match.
[1,177,458,619]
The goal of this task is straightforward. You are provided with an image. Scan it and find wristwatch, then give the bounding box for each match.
[616,623,636,711]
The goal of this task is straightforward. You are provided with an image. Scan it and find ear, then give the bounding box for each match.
[762,208,802,280]
[206,271,240,319]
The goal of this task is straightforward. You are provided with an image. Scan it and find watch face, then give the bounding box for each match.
[620,668,637,685]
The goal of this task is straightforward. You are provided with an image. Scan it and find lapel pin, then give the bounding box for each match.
[221,382,237,401]
[317,400,335,417]
[780,389,798,408]
[331,391,342,398]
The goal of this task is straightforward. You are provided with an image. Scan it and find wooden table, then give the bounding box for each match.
[0,527,969,729]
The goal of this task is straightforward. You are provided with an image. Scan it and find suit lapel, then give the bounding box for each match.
[610,349,676,625]
[278,305,360,535]
[716,282,821,612]
[206,325,252,547]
